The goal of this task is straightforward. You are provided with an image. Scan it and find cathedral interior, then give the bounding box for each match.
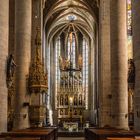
[1,0,140,140]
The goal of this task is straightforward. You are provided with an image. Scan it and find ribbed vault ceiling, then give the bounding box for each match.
[44,0,99,43]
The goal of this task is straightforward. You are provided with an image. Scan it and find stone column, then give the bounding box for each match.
[13,0,32,129]
[0,0,9,132]
[98,0,111,127]
[110,0,128,129]
[132,1,140,130]
[9,0,15,54]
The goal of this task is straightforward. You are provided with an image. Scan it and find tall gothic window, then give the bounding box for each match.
[67,33,76,68]
[127,0,132,36]
[82,38,89,109]
[55,37,61,107]
[55,34,89,109]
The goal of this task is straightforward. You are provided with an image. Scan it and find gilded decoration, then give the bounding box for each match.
[56,31,86,130]
[28,28,48,127]
[28,28,48,93]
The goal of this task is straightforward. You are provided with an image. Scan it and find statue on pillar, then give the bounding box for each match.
[7,54,16,87]
[128,59,135,84]
[128,59,135,129]
[7,54,16,79]
[128,59,135,113]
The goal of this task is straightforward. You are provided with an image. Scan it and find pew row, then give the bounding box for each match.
[107,138,135,140]
[0,138,40,140]
[107,138,140,140]
[85,128,140,140]
[0,127,57,140]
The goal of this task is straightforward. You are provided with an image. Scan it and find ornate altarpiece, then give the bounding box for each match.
[56,31,86,129]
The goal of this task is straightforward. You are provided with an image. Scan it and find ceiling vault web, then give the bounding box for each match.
[44,0,99,42]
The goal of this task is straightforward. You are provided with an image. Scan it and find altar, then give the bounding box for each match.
[56,30,87,130]
[63,122,78,132]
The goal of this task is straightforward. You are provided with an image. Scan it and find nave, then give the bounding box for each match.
[1,0,140,139]
[1,127,140,140]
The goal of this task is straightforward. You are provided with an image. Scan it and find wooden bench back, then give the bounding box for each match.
[0,138,40,140]
[107,138,140,140]
[107,138,135,140]
[0,128,57,140]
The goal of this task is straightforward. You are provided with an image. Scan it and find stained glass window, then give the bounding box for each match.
[127,0,133,59]
[55,37,61,95]
[82,38,88,109]
[127,0,132,36]
[67,33,76,68]
[55,35,89,109]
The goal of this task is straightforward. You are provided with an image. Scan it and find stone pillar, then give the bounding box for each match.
[50,40,56,125]
[9,0,15,54]
[98,0,111,127]
[110,0,128,129]
[0,0,9,132]
[132,1,140,130]
[13,0,32,129]
[89,38,96,124]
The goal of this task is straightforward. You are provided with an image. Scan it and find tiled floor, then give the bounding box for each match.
[58,137,84,140]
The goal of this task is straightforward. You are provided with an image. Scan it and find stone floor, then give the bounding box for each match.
[58,137,84,140]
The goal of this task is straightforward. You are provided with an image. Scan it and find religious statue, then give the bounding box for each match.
[128,59,135,84]
[7,54,16,81]
[64,58,70,69]
[65,109,68,115]
[59,56,64,70]
[60,109,63,115]
[74,96,77,105]
[79,95,82,105]
[65,95,68,105]
[61,76,65,85]
[74,109,77,115]
[60,95,64,106]
[78,54,83,69]
[73,75,78,85]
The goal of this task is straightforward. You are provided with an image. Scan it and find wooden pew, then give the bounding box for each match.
[0,138,40,140]
[85,128,140,140]
[107,138,135,140]
[107,138,140,140]
[1,127,57,140]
